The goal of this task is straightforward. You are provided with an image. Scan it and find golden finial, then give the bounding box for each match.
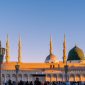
[6,34,10,62]
[18,35,22,62]
[50,35,53,54]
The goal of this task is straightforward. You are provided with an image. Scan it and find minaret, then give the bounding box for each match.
[0,40,5,56]
[6,35,10,62]
[0,41,2,55]
[0,40,1,48]
[18,35,22,63]
[63,34,67,63]
[50,36,53,54]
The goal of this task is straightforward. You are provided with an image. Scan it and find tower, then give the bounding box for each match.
[0,41,2,55]
[0,40,5,56]
[45,36,57,63]
[0,40,1,48]
[6,35,10,62]
[18,35,22,62]
[0,41,5,85]
[50,36,53,54]
[63,34,67,63]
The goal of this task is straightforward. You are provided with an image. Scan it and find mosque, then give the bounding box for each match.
[0,35,85,84]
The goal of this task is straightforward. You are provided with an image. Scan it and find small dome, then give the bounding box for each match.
[45,54,57,63]
[67,45,85,61]
[45,36,58,63]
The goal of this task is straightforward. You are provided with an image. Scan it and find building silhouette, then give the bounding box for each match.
[1,35,85,84]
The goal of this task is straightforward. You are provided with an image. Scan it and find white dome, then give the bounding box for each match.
[45,54,58,63]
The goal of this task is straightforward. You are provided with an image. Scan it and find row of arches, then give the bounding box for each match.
[2,73,85,82]
[2,74,30,82]
[46,74,85,81]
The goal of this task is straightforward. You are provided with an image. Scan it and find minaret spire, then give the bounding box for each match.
[18,35,22,62]
[50,36,53,54]
[63,34,67,63]
[6,34,10,62]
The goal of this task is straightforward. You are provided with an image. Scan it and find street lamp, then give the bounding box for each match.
[15,62,20,85]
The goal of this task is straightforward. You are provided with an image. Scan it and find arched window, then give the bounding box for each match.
[12,74,16,81]
[46,74,51,81]
[23,74,28,81]
[58,74,63,81]
[75,74,80,81]
[81,74,85,81]
[2,74,5,82]
[50,65,52,69]
[69,74,75,81]
[18,74,22,81]
[53,74,57,81]
[53,65,55,68]
[6,74,10,81]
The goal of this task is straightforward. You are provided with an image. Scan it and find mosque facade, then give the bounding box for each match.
[1,35,85,84]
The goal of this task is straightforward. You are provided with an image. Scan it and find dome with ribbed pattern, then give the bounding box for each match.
[67,45,85,61]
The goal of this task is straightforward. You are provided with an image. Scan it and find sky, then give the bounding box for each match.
[0,0,85,62]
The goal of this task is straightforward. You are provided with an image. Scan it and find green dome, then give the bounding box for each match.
[67,46,85,61]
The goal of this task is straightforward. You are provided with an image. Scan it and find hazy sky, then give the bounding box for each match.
[0,0,85,62]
